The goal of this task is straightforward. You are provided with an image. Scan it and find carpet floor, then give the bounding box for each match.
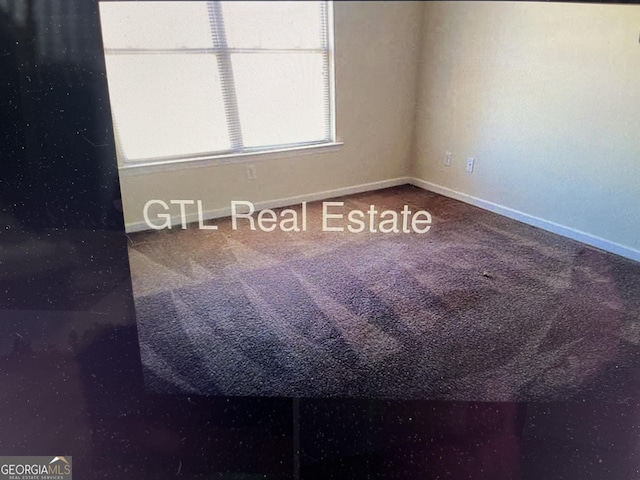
[126,185,640,400]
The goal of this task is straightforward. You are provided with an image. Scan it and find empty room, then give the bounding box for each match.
[100,1,640,400]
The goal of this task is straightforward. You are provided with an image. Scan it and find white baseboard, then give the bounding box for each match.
[124,175,639,263]
[125,177,411,233]
[409,177,640,263]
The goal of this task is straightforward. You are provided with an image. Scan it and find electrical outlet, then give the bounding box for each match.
[445,151,452,167]
[466,157,475,173]
[246,164,257,180]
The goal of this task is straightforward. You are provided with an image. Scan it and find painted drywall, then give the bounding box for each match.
[414,1,640,255]
[413,2,640,258]
[118,1,424,230]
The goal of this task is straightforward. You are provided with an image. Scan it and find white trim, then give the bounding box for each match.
[125,177,410,233]
[125,175,640,263]
[119,141,344,175]
[409,177,640,263]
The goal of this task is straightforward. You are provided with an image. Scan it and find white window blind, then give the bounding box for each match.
[98,1,335,165]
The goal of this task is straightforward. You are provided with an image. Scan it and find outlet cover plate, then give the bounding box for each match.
[466,157,475,173]
[445,151,452,166]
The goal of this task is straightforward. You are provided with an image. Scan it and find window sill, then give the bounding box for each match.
[118,141,344,175]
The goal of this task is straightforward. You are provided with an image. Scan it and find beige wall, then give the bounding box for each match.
[414,2,640,255]
[119,2,424,229]
[120,1,640,260]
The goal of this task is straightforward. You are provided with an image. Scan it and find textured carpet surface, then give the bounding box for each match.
[127,186,640,400]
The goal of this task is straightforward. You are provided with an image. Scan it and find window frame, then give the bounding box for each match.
[100,0,339,171]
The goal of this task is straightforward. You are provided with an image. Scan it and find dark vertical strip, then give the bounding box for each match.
[293,397,301,480]
[207,1,243,151]
[0,6,27,220]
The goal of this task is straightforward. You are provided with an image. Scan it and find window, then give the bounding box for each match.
[98,1,335,167]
